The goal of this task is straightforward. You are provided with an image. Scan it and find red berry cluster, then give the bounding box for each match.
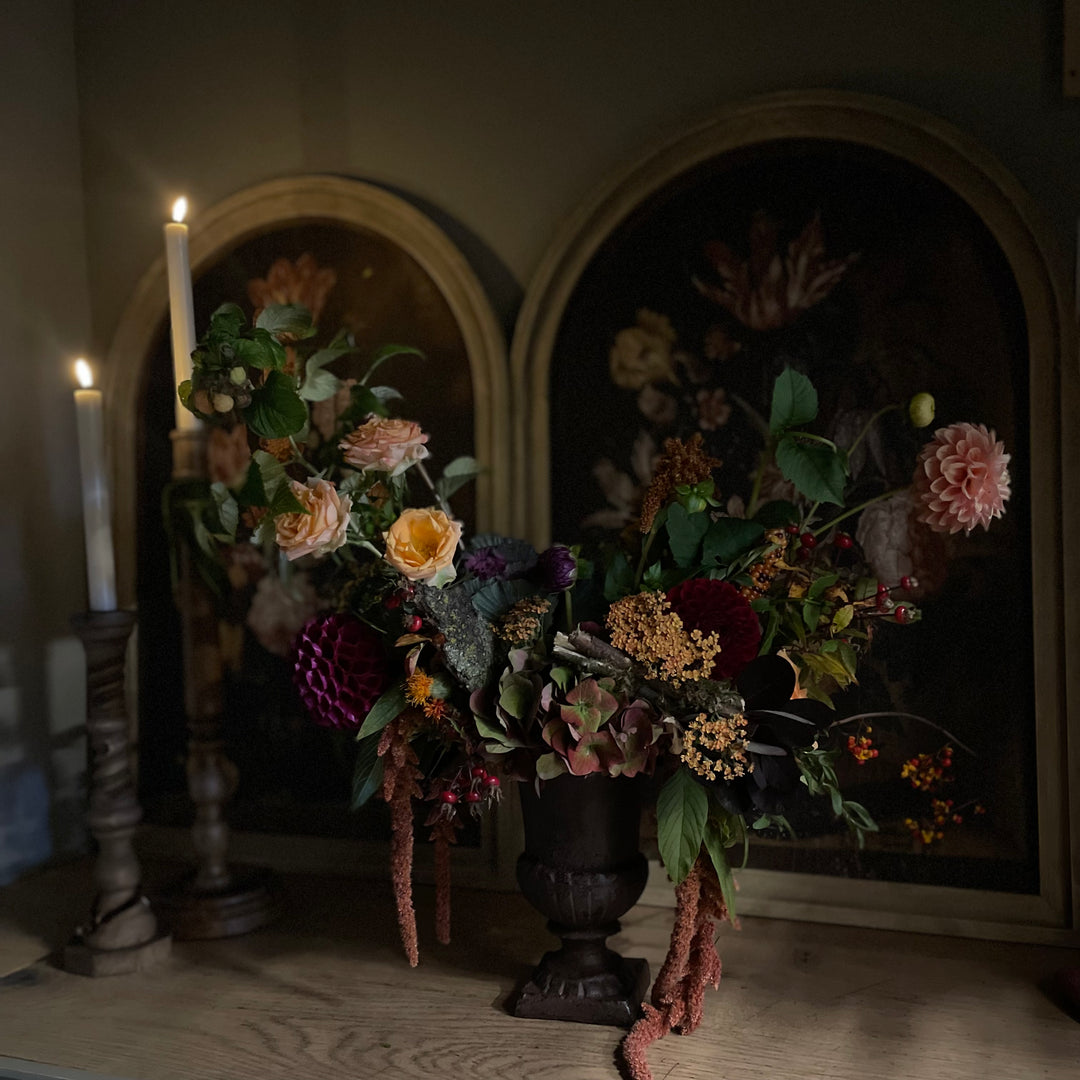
[873,577,921,624]
[846,731,879,765]
[434,762,501,818]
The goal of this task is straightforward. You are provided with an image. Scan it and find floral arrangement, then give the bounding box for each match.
[175,215,1010,1079]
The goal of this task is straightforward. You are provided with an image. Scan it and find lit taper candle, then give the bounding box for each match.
[73,359,118,611]
[163,197,199,430]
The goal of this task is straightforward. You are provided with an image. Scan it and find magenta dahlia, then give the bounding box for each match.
[667,579,762,681]
[912,422,1011,535]
[293,613,388,731]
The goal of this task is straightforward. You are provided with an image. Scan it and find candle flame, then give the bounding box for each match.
[74,358,93,389]
[171,197,188,223]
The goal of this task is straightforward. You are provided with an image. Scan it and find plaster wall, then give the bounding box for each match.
[4,0,1079,876]
[1,0,94,878]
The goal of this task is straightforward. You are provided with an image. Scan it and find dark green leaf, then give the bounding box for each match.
[358,684,407,739]
[775,436,847,505]
[338,385,386,428]
[769,367,818,434]
[209,302,246,335]
[251,450,306,516]
[471,578,535,621]
[300,344,355,402]
[702,518,764,566]
[360,343,424,385]
[838,641,858,676]
[209,482,239,540]
[808,572,839,600]
[237,457,268,507]
[246,370,308,438]
[255,303,315,339]
[752,499,800,528]
[603,550,634,602]
[759,604,781,654]
[369,385,404,405]
[656,766,708,885]
[666,502,710,567]
[235,335,287,371]
[351,734,385,809]
[437,456,482,501]
[702,817,738,920]
[178,379,193,411]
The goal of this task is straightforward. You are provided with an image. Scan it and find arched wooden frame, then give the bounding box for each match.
[510,90,1079,940]
[107,175,512,610]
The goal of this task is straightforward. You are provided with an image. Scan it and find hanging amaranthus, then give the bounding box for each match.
[378,713,424,967]
[619,854,730,1080]
[430,817,456,946]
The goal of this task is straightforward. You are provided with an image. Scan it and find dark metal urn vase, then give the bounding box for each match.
[508,773,650,1027]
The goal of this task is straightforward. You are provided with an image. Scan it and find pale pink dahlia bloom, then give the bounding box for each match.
[912,423,1010,535]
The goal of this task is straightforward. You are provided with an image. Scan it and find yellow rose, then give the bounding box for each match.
[384,507,462,586]
[275,478,352,561]
[609,309,679,390]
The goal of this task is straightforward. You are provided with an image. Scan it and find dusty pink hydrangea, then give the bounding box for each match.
[912,422,1011,535]
[246,573,319,657]
[855,490,947,598]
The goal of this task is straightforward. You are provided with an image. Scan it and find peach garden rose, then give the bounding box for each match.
[384,507,462,586]
[339,416,429,476]
[275,478,352,561]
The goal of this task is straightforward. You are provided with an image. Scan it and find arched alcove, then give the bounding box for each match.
[105,176,512,869]
[510,91,1077,937]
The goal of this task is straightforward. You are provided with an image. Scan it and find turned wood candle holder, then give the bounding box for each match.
[64,610,171,976]
[154,427,277,940]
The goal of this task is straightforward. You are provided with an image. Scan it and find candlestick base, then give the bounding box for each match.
[63,928,172,977]
[154,865,279,941]
[65,610,172,977]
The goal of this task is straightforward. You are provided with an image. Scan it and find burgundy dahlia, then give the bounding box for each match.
[293,612,388,731]
[667,579,761,681]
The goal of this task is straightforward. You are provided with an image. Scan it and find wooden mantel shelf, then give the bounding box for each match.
[1,861,1078,1080]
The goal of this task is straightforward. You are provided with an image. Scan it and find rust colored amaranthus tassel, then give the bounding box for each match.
[619,855,730,1080]
[430,817,456,946]
[378,714,424,967]
[639,433,721,533]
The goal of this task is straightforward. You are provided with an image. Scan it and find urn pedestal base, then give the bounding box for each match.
[509,920,650,1027]
[512,776,652,1028]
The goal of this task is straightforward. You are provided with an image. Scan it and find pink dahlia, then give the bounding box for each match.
[667,579,761,682]
[293,613,388,731]
[912,423,1011,535]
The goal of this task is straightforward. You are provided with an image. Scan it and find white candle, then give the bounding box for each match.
[164,196,199,430]
[73,359,117,612]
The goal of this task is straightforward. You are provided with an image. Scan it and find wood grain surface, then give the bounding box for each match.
[1,863,1078,1079]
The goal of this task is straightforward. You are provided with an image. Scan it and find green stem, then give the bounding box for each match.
[634,519,661,589]
[564,589,575,634]
[788,431,838,452]
[746,446,770,519]
[827,711,976,757]
[289,437,319,476]
[848,403,900,460]
[812,486,909,538]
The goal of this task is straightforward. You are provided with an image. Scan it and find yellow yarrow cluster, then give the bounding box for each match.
[681,711,752,782]
[493,596,552,645]
[605,592,721,685]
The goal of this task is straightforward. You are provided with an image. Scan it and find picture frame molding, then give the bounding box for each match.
[509,89,1079,941]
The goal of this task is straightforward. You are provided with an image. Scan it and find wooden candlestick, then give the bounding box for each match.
[64,610,171,975]
[155,426,277,939]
